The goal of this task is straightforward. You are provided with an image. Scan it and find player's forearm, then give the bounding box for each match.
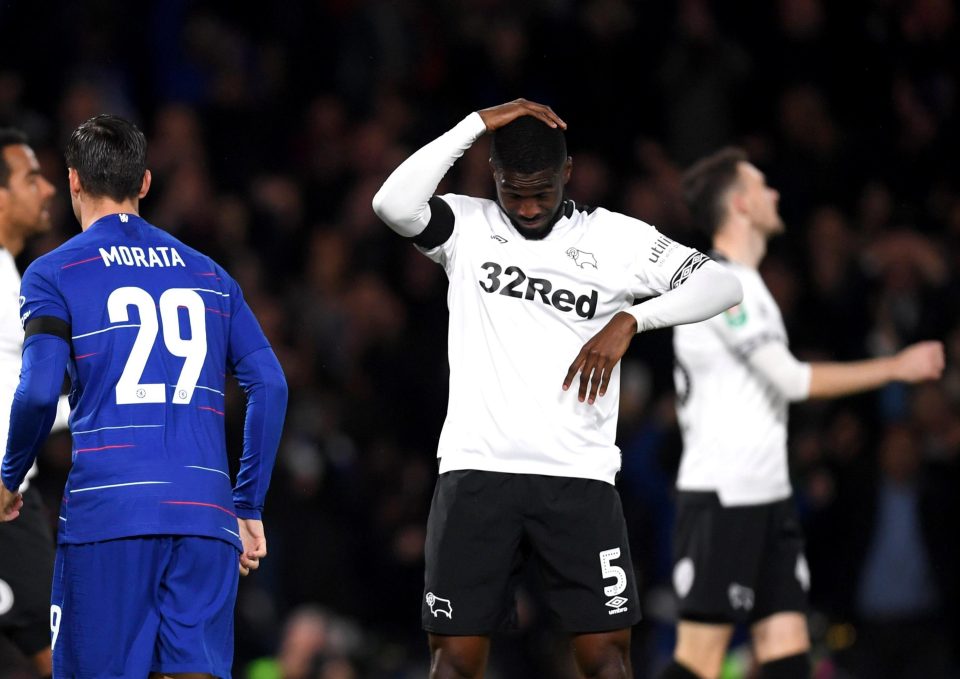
[231,347,288,519]
[2,336,69,491]
[807,357,898,400]
[624,260,743,333]
[372,112,486,237]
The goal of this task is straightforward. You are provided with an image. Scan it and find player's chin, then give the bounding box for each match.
[514,220,552,240]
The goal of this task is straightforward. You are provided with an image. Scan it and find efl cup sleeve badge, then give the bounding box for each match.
[724,304,747,327]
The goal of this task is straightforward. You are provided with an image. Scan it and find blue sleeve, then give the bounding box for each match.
[230,346,288,519]
[224,273,271,367]
[2,335,70,491]
[20,259,69,327]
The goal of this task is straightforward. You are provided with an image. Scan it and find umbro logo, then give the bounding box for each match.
[605,596,628,615]
[119,213,129,223]
[490,235,508,243]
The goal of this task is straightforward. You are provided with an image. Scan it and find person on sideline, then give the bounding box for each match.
[0,114,288,679]
[662,147,944,679]
[373,98,743,678]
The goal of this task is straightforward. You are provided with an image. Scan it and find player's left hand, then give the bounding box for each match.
[0,483,24,522]
[563,311,637,404]
[238,518,267,576]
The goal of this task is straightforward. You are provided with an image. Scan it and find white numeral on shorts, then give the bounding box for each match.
[599,548,626,597]
[50,604,62,651]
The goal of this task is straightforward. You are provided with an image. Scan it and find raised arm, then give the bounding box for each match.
[372,99,566,238]
[745,339,943,402]
[806,341,944,399]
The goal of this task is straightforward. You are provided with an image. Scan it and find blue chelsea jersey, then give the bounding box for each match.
[19,213,271,548]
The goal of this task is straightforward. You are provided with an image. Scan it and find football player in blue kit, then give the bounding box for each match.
[0,114,288,679]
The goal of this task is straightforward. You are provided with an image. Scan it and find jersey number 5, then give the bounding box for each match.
[107,286,208,405]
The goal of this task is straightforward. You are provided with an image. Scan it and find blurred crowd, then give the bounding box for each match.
[1,0,959,677]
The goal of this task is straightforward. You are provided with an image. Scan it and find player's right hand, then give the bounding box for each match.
[0,484,23,522]
[477,99,567,133]
[894,340,945,383]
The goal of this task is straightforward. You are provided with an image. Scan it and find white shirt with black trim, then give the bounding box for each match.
[420,196,704,484]
[672,260,793,505]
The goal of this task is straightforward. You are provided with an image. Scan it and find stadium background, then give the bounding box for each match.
[1,0,958,677]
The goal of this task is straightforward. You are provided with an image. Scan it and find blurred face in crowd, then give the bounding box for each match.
[492,158,571,239]
[0,144,56,238]
[735,161,784,237]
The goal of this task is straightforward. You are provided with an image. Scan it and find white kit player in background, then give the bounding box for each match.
[662,147,944,679]
[373,98,742,679]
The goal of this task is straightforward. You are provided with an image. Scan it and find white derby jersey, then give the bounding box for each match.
[673,259,792,505]
[420,196,705,484]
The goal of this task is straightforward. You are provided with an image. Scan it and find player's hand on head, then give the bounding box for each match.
[0,485,24,522]
[562,311,637,405]
[238,518,267,576]
[477,99,567,133]
[894,340,945,383]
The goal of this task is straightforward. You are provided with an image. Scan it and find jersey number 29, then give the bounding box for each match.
[108,286,208,405]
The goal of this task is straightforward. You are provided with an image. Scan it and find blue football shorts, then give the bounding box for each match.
[51,535,239,678]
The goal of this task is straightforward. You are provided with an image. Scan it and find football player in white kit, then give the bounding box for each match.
[0,128,68,679]
[663,147,945,679]
[373,99,743,678]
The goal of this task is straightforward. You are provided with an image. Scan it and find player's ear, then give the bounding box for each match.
[562,157,572,186]
[138,170,151,199]
[67,168,82,198]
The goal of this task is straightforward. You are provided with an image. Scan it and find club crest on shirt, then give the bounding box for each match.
[425,592,453,618]
[566,247,598,269]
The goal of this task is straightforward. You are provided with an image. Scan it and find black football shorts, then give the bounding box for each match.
[422,470,641,635]
[0,489,56,657]
[671,491,809,624]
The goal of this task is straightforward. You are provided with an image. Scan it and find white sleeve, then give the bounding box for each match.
[371,112,488,237]
[746,341,812,401]
[624,259,743,332]
[50,393,70,432]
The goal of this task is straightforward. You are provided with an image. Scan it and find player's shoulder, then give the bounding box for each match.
[437,192,496,215]
[22,229,93,280]
[713,257,764,293]
[580,205,655,236]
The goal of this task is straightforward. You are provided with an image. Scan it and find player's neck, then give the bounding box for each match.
[79,197,141,231]
[0,222,25,256]
[713,225,766,270]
